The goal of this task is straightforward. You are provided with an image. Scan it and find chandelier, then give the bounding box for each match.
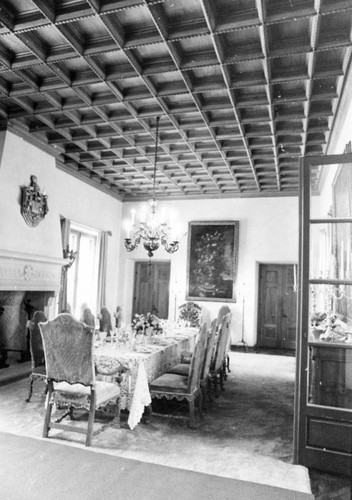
[124,117,180,258]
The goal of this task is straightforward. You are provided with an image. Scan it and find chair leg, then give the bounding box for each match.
[219,369,225,391]
[226,353,231,373]
[201,383,207,411]
[213,373,219,397]
[198,391,204,419]
[86,390,96,446]
[142,404,152,424]
[26,377,34,402]
[207,377,214,402]
[112,397,121,428]
[42,385,53,438]
[188,399,195,428]
[223,359,228,380]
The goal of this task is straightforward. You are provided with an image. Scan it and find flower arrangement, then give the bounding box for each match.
[310,312,327,328]
[310,311,348,342]
[132,312,162,335]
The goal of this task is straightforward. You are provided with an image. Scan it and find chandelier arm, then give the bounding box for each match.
[124,234,141,252]
[161,238,179,254]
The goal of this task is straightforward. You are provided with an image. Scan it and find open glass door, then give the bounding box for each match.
[295,150,352,473]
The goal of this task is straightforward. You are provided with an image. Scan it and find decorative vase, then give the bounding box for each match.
[310,328,322,341]
[146,326,154,343]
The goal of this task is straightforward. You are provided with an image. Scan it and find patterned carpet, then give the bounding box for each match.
[0,352,313,495]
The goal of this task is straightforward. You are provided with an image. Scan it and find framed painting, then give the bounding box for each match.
[186,221,239,302]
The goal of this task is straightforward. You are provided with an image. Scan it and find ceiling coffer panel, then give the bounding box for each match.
[0,0,351,200]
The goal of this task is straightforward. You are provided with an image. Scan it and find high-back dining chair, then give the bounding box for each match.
[149,323,208,427]
[80,305,96,328]
[211,312,232,395]
[26,310,47,402]
[167,320,217,407]
[39,313,121,447]
[216,305,232,375]
[200,319,218,403]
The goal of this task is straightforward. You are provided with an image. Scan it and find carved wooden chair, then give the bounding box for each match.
[26,310,47,402]
[211,312,232,395]
[217,305,232,375]
[39,313,121,447]
[167,320,217,407]
[80,305,96,328]
[150,323,208,427]
[200,319,218,405]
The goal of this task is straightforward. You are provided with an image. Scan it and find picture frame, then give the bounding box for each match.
[186,221,239,302]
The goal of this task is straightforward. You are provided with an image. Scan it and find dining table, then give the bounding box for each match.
[94,327,198,430]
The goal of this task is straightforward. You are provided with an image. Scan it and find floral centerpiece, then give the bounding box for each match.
[310,311,348,342]
[132,312,162,335]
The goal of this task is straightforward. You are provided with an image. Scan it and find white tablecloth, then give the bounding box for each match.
[94,329,198,429]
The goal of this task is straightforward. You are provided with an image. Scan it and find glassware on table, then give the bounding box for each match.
[110,327,117,347]
[99,331,107,344]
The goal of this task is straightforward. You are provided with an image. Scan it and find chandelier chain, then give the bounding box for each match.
[124,115,179,258]
[152,116,160,200]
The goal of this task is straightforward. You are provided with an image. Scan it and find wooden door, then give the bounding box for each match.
[257,264,297,350]
[132,261,170,319]
[295,152,352,475]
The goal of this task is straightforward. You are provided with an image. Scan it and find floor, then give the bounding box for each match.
[0,350,350,499]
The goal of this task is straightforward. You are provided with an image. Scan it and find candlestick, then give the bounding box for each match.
[131,208,136,227]
[347,239,351,278]
[293,264,297,291]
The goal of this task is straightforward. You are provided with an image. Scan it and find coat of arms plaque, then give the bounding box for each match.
[20,175,49,227]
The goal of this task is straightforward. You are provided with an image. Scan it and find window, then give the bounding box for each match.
[67,222,100,319]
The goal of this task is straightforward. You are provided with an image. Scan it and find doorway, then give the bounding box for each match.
[257,263,297,350]
[132,261,171,318]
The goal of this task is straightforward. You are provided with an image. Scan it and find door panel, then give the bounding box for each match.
[257,264,297,349]
[132,261,170,319]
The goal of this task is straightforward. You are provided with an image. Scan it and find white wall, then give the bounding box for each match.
[118,196,299,346]
[0,131,299,343]
[0,131,123,316]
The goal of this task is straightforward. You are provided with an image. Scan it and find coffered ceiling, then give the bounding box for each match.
[0,0,351,201]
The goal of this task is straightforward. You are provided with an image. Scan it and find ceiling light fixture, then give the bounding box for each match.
[124,117,180,258]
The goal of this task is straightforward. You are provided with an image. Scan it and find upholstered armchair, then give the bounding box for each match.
[25,310,47,402]
[39,313,121,447]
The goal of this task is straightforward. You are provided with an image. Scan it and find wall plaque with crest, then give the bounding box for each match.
[20,175,48,227]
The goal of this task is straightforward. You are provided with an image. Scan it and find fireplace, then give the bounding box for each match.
[0,249,65,368]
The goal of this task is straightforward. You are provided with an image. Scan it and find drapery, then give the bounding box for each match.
[58,217,71,313]
[97,231,108,311]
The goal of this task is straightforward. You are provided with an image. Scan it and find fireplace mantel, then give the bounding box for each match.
[0,249,66,293]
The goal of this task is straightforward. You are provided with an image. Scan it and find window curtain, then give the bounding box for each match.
[97,231,108,311]
[58,217,71,313]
